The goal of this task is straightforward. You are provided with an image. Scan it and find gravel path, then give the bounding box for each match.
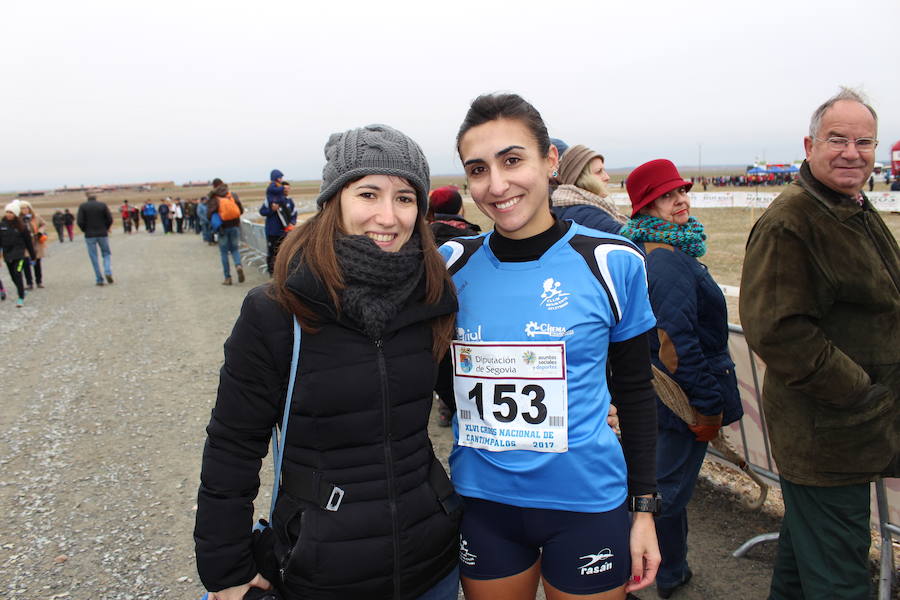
[0,229,804,599]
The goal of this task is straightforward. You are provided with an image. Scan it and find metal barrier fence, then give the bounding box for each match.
[239,219,269,272]
[725,324,897,598]
[237,217,897,595]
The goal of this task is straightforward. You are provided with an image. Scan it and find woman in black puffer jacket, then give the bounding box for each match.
[1,200,35,307]
[195,125,461,600]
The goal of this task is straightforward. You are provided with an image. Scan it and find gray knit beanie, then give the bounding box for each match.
[316,124,431,213]
[557,144,601,186]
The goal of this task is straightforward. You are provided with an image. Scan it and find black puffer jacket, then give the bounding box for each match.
[195,267,460,599]
[0,218,35,262]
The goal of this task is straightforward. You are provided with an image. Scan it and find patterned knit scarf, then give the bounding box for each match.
[334,232,424,339]
[620,214,707,257]
[551,184,628,225]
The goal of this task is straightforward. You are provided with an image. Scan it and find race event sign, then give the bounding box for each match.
[451,341,568,453]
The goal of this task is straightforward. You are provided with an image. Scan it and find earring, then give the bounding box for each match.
[552,170,558,178]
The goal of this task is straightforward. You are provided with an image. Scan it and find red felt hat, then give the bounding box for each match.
[625,159,693,217]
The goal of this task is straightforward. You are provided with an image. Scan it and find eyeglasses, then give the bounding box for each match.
[814,136,879,153]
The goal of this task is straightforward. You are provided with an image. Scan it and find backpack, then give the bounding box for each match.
[217,192,241,221]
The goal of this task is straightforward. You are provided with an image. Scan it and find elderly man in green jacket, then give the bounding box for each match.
[740,87,900,599]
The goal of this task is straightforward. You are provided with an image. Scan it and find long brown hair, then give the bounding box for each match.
[272,191,456,360]
[3,212,25,233]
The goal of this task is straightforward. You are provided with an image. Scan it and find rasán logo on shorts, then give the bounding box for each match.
[579,548,613,576]
[459,536,478,566]
[540,277,570,311]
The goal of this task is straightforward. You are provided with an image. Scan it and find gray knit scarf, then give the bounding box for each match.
[334,232,424,339]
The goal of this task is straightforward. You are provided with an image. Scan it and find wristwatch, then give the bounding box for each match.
[628,493,662,514]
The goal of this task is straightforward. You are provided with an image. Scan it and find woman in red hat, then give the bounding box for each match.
[620,160,743,598]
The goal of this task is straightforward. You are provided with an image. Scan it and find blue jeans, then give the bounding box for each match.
[654,427,708,588]
[218,226,241,278]
[84,236,112,282]
[415,566,459,600]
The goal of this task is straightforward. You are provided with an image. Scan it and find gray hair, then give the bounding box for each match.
[809,87,878,138]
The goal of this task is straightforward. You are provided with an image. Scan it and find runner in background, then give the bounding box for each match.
[443,92,660,600]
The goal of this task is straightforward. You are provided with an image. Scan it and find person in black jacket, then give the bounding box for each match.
[426,186,480,428]
[1,200,36,307]
[195,124,461,600]
[76,194,114,285]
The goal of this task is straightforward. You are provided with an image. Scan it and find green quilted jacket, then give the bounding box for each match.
[740,161,900,486]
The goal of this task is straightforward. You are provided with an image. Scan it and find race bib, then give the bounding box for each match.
[452,341,568,453]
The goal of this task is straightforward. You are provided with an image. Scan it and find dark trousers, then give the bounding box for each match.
[266,234,285,274]
[123,218,132,233]
[22,258,41,286]
[5,259,25,299]
[132,216,140,231]
[769,477,871,600]
[144,216,156,232]
[654,427,708,588]
[175,217,184,233]
[55,224,65,242]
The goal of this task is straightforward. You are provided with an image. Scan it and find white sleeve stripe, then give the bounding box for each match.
[443,241,465,269]
[593,245,646,321]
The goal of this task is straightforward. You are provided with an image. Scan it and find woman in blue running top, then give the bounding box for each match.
[440,93,660,600]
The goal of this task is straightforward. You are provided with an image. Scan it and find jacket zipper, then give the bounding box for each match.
[376,338,402,598]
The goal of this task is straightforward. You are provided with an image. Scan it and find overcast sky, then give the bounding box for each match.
[2,0,898,191]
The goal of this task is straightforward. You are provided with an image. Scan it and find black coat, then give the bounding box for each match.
[0,218,35,262]
[76,199,113,237]
[195,270,459,599]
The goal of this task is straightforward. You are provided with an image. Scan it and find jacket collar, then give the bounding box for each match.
[797,160,870,222]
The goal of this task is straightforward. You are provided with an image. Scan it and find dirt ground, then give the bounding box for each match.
[0,218,895,599]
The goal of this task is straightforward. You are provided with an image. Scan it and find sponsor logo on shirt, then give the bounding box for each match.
[457,325,483,342]
[540,278,570,311]
[579,548,614,576]
[524,321,573,338]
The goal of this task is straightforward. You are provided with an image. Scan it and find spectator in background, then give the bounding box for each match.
[207,178,244,285]
[120,200,133,234]
[19,200,47,289]
[76,194,114,286]
[891,176,900,191]
[63,209,75,241]
[52,210,65,243]
[174,198,185,233]
[131,204,141,232]
[158,198,172,234]
[197,197,212,244]
[259,169,296,275]
[427,185,481,428]
[185,198,197,232]
[740,88,899,600]
[620,159,743,598]
[142,200,157,233]
[1,200,35,307]
[551,144,627,234]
